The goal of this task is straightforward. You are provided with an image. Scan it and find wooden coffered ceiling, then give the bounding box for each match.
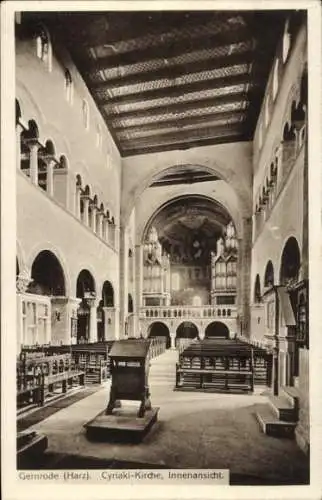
[26,11,287,157]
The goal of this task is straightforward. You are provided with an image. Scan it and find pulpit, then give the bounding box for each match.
[85,339,159,442]
[106,339,152,417]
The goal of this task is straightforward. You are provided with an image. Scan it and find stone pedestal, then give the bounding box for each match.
[51,296,81,345]
[85,407,159,443]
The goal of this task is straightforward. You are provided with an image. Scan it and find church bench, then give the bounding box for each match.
[175,365,254,392]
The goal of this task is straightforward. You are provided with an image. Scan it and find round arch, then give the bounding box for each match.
[76,269,96,297]
[141,194,238,244]
[176,321,199,339]
[148,321,171,349]
[280,236,301,285]
[30,250,66,296]
[122,156,252,229]
[264,260,275,287]
[27,243,71,295]
[102,280,114,307]
[205,321,230,339]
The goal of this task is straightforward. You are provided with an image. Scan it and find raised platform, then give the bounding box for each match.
[84,406,159,443]
[17,430,48,468]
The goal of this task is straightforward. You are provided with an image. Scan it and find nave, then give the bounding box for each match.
[18,347,309,485]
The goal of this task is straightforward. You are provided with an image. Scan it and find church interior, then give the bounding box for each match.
[14,9,310,484]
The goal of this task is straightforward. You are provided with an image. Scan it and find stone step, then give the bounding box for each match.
[267,393,298,422]
[281,385,300,409]
[255,405,296,439]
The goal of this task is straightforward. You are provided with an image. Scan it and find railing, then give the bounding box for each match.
[176,337,198,354]
[140,305,237,320]
[149,336,167,358]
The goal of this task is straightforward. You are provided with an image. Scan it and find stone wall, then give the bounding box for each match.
[295,347,310,454]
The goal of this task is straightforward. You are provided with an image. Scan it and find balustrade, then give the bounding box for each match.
[140,305,237,320]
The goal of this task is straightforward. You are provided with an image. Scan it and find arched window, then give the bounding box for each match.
[64,69,73,104]
[272,59,279,101]
[35,24,52,71]
[254,274,261,303]
[82,100,89,130]
[264,260,274,288]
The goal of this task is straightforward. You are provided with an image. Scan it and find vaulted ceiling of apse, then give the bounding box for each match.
[145,196,232,266]
[25,11,287,158]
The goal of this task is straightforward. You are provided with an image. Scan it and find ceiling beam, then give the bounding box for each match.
[105,91,254,121]
[120,123,245,149]
[113,109,248,134]
[96,73,262,106]
[50,11,240,48]
[121,134,249,157]
[89,29,253,72]
[150,175,219,187]
[90,51,255,90]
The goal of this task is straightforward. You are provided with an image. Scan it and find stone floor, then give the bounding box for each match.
[24,349,309,485]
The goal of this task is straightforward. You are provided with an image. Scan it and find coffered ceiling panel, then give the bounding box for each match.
[25,10,288,156]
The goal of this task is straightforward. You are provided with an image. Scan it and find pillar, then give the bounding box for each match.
[76,187,81,219]
[83,197,90,226]
[91,205,97,233]
[119,226,128,338]
[87,297,99,343]
[239,217,252,337]
[29,142,39,185]
[103,216,109,242]
[46,159,55,197]
[97,212,103,238]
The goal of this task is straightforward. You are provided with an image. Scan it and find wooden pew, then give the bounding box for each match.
[17,351,85,407]
[175,339,255,393]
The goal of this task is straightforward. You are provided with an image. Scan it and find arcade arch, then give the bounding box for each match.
[29,250,66,296]
[280,236,301,286]
[205,321,229,339]
[176,321,199,339]
[148,322,171,349]
[76,269,96,342]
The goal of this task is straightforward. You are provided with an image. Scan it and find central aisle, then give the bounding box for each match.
[27,349,308,483]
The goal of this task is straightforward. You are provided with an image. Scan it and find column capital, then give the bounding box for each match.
[85,296,100,308]
[24,138,41,150]
[16,271,32,293]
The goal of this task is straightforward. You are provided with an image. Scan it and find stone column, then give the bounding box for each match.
[91,205,97,233]
[16,123,24,170]
[76,187,81,219]
[29,141,40,185]
[86,297,99,343]
[46,158,55,197]
[103,216,109,242]
[82,196,90,226]
[97,211,103,238]
[118,226,128,338]
[241,217,252,338]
